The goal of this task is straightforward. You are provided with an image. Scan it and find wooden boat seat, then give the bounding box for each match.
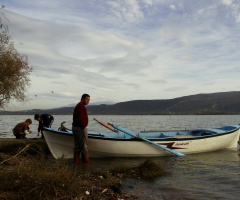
[173,135,195,138]
[190,129,217,136]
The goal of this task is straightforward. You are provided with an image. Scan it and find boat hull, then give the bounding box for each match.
[42,125,240,159]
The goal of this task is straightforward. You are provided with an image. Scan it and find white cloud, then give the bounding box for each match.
[1,0,240,110]
[222,0,232,6]
[106,0,144,24]
[142,0,153,8]
[169,4,176,10]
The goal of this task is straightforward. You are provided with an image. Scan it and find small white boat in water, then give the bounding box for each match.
[42,122,240,159]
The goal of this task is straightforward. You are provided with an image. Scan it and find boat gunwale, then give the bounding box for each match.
[42,126,240,142]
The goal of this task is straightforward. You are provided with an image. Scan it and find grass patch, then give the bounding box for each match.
[0,144,135,200]
[111,159,168,180]
[0,139,50,155]
[0,142,168,199]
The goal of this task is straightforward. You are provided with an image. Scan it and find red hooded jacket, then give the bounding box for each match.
[72,101,88,129]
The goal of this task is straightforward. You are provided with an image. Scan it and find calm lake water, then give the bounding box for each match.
[1,115,240,199]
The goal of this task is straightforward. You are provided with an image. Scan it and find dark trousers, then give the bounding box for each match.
[72,126,88,153]
[13,132,26,139]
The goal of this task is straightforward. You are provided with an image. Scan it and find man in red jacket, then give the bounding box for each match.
[72,94,90,164]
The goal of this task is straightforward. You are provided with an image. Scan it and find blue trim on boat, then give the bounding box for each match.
[43,125,240,142]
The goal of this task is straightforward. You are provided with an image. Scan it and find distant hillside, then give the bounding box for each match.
[1,91,240,115]
[87,91,240,115]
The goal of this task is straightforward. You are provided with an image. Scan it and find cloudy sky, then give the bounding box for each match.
[1,0,240,111]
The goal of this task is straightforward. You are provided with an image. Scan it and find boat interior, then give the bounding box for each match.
[46,125,239,140]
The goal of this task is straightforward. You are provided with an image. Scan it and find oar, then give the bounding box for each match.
[108,123,186,157]
[93,118,117,132]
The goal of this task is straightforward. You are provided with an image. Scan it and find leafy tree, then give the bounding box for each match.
[0,8,32,108]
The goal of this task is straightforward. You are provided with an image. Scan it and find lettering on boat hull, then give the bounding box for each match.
[158,142,189,150]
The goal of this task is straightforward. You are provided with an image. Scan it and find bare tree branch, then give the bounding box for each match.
[0,8,32,108]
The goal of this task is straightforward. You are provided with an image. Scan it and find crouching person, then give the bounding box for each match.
[13,119,32,139]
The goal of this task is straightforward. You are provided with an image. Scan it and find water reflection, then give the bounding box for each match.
[1,114,240,138]
[122,149,240,200]
[1,115,240,199]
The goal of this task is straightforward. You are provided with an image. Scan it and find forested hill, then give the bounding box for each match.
[1,91,240,115]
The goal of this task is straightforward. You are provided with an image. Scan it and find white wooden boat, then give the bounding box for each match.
[42,123,240,159]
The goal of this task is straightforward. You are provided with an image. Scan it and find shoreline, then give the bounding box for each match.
[0,138,167,200]
[0,138,137,199]
[0,138,49,153]
[0,138,45,142]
